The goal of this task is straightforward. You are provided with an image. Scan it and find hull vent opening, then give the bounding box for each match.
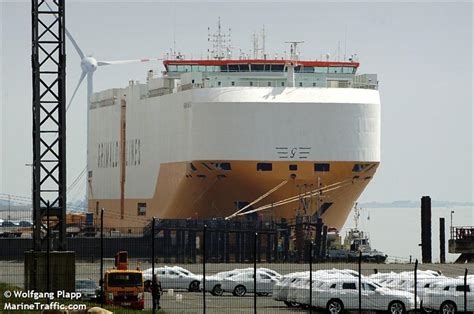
[257,163,272,171]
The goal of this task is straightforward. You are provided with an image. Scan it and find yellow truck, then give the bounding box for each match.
[103,251,144,310]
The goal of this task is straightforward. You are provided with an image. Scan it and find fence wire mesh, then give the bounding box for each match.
[0,217,473,313]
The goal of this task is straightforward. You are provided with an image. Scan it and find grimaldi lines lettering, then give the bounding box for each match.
[97,138,141,169]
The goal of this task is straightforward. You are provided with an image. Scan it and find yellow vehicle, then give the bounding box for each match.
[103,251,144,309]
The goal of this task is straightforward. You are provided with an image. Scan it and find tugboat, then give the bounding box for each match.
[327,203,387,263]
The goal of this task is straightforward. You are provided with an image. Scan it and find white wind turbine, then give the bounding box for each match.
[45,2,161,110]
[66,32,161,110]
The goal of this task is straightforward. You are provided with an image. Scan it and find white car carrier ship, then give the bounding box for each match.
[87,22,381,228]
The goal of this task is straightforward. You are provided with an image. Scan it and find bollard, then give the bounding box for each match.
[439,218,446,263]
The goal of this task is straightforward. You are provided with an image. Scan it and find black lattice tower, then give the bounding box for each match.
[32,0,66,251]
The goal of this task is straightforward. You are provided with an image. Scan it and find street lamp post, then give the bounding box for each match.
[450,210,455,238]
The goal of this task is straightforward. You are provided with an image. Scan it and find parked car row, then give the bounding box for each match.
[273,269,418,313]
[369,270,474,313]
[140,265,472,313]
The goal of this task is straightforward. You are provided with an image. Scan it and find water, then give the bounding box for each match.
[340,206,474,263]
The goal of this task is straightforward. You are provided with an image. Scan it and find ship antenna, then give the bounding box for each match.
[208,17,230,60]
[337,41,340,62]
[252,31,259,59]
[344,24,348,61]
[285,41,304,61]
[261,25,266,59]
[173,3,177,58]
[284,41,304,87]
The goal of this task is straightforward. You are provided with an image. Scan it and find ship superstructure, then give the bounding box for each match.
[87,25,380,228]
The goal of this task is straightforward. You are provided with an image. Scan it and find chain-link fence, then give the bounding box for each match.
[0,214,473,313]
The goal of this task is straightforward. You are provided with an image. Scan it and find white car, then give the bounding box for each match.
[291,271,357,307]
[273,273,308,307]
[143,266,201,292]
[75,278,98,301]
[422,279,473,313]
[316,278,418,313]
[258,268,282,280]
[204,268,280,296]
[204,268,252,296]
[220,270,279,296]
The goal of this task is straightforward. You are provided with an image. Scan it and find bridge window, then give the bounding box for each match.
[330,67,343,74]
[289,164,297,171]
[208,66,220,72]
[302,66,314,73]
[239,64,249,72]
[228,64,239,72]
[220,65,228,72]
[314,67,328,74]
[167,65,177,72]
[257,163,272,171]
[342,67,356,74]
[314,163,330,172]
[251,64,264,72]
[271,64,285,72]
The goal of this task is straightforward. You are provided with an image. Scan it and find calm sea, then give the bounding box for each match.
[340,206,474,263]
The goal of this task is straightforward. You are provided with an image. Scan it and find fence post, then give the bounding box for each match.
[464,268,468,313]
[46,200,50,298]
[309,241,313,314]
[152,217,156,314]
[414,259,418,312]
[358,251,362,314]
[203,225,207,314]
[100,208,104,308]
[254,232,257,314]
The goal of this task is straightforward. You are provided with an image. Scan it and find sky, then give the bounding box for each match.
[0,1,473,205]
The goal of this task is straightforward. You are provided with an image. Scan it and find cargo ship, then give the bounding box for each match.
[87,23,381,228]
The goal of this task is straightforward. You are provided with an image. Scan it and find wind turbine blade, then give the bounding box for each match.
[65,29,85,60]
[67,71,86,112]
[97,58,162,66]
[44,1,84,59]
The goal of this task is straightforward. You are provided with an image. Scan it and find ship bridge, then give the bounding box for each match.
[158,59,377,91]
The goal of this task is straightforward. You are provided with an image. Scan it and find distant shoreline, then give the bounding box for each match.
[0,200,473,211]
[359,201,473,209]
